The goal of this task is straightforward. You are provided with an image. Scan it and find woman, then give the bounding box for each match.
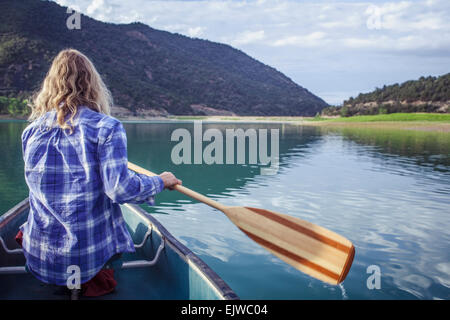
[19,49,181,295]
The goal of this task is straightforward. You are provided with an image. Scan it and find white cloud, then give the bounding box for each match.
[272,31,327,47]
[55,0,81,12]
[231,30,265,46]
[52,0,450,104]
[342,36,380,49]
[54,0,450,52]
[162,24,190,33]
[86,0,104,15]
[187,26,205,38]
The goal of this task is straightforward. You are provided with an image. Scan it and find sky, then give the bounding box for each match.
[54,0,450,105]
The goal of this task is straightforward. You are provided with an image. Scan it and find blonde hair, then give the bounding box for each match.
[30,49,113,131]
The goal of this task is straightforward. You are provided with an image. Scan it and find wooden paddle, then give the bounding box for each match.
[128,162,355,285]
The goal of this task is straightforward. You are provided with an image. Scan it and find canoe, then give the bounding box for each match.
[0,198,239,300]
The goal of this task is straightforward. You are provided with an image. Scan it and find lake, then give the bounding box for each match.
[0,120,449,300]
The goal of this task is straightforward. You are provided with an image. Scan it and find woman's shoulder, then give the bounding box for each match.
[78,106,122,130]
[21,111,56,141]
[77,106,125,142]
[21,106,124,141]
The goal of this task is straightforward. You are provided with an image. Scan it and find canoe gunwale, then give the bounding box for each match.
[0,199,239,300]
[0,198,29,229]
[123,203,239,300]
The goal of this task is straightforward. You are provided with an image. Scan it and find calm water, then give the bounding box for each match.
[0,120,449,300]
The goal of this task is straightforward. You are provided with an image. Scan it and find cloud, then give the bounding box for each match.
[366,1,449,32]
[231,30,265,46]
[187,26,205,38]
[52,0,450,104]
[86,0,104,15]
[272,31,327,47]
[54,1,450,52]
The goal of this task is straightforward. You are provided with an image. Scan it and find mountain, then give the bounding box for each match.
[0,0,328,117]
[322,73,450,117]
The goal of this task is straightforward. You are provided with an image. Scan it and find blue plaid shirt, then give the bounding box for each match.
[20,106,164,286]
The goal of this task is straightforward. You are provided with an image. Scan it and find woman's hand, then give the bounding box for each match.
[159,172,182,190]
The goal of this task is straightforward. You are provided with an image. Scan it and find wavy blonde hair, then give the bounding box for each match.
[30,49,112,131]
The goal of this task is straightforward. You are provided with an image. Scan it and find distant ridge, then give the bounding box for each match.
[0,0,328,117]
[322,73,450,117]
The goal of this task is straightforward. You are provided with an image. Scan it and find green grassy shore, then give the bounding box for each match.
[170,113,450,122]
[168,113,450,132]
[2,112,449,132]
[314,113,450,122]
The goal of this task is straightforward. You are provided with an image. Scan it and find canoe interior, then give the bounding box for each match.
[0,200,238,300]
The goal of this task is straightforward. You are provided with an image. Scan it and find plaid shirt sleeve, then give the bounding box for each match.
[98,121,164,205]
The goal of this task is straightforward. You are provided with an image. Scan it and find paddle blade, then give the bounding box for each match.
[223,206,355,285]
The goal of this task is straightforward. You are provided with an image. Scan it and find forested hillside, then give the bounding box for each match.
[0,0,328,117]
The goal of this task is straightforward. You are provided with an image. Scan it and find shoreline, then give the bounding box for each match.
[304,120,450,133]
[1,114,449,133]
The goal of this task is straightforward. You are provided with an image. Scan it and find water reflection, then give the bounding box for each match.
[131,123,450,300]
[0,121,449,299]
[125,122,323,205]
[323,126,450,177]
[0,121,29,214]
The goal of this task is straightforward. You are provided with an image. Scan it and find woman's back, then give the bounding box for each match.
[20,49,180,291]
[21,106,162,285]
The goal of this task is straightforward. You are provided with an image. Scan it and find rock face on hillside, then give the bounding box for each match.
[0,0,328,117]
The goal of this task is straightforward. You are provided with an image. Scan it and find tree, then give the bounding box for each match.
[340,106,349,117]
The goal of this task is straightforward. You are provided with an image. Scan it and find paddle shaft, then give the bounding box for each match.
[127,162,227,212]
[128,162,355,285]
